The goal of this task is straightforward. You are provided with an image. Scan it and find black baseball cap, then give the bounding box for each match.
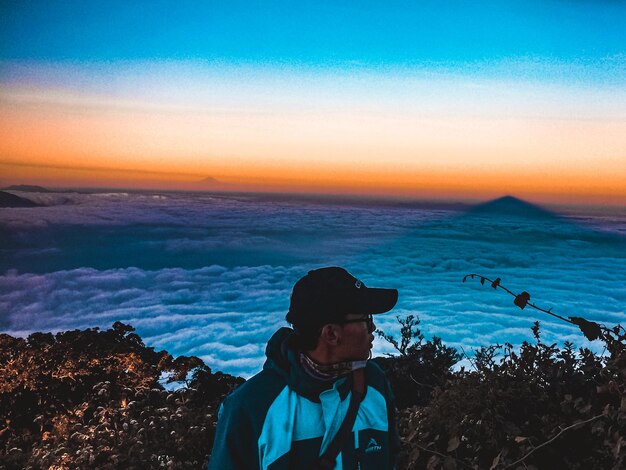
[286,267,398,330]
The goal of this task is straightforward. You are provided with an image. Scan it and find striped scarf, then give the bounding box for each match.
[299,352,368,381]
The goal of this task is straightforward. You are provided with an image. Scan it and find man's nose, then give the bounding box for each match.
[369,320,376,333]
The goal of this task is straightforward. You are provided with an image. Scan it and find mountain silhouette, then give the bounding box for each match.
[188,176,233,191]
[0,190,40,207]
[198,177,221,185]
[2,184,55,193]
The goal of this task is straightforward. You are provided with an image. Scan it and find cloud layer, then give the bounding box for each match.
[1,191,625,377]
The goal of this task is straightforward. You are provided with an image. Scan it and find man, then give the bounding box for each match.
[209,266,400,469]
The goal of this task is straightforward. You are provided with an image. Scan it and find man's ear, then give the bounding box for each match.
[319,324,341,346]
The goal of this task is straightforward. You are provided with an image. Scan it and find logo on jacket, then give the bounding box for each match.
[365,438,382,454]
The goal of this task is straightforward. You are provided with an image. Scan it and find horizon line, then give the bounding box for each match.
[4,181,625,209]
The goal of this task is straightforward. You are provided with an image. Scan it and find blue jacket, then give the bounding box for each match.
[208,327,400,469]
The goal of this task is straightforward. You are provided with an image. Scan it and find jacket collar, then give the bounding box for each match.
[263,327,353,402]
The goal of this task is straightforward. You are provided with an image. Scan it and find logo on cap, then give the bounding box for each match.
[355,280,362,288]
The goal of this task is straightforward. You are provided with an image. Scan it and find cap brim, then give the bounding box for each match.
[355,288,398,315]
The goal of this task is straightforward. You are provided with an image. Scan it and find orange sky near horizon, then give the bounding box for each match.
[3,160,625,206]
[2,1,626,208]
[1,79,625,206]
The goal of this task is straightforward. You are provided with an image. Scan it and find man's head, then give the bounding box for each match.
[286,267,398,362]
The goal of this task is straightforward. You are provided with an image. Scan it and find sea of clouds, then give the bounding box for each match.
[1,190,625,378]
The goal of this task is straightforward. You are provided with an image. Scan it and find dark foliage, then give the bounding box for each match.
[2,311,625,469]
[0,322,243,469]
[397,320,626,470]
[373,315,461,408]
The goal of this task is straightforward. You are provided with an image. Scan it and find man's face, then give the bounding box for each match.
[335,313,376,361]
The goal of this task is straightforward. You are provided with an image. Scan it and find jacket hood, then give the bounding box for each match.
[262,327,350,402]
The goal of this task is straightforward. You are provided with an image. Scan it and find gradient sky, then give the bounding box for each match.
[1,1,625,203]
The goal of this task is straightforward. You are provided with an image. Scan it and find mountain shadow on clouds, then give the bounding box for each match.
[1,192,624,276]
[346,195,625,350]
[464,195,557,220]
[454,195,626,246]
[349,194,626,289]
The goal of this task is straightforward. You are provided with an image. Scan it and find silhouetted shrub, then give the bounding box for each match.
[0,323,243,469]
[2,315,625,469]
[396,320,626,470]
[373,315,461,408]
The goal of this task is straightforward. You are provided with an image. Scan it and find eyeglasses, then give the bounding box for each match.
[337,314,374,332]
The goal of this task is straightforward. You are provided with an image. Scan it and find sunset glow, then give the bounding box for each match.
[1,1,625,205]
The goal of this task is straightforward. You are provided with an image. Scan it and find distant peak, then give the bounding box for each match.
[3,184,54,193]
[191,176,233,190]
[198,176,221,184]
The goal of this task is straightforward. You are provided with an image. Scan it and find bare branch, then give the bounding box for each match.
[503,413,605,469]
[459,346,478,373]
[409,373,434,389]
[462,273,614,341]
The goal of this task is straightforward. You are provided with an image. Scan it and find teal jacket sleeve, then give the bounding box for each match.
[208,396,259,470]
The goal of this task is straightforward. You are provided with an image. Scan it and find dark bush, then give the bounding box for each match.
[0,323,243,469]
[373,315,461,408]
[2,314,625,469]
[396,320,626,470]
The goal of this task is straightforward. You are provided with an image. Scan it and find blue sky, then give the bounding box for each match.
[2,1,625,70]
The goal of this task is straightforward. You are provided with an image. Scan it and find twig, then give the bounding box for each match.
[413,442,475,469]
[502,413,605,469]
[462,273,613,334]
[460,346,479,373]
[463,274,571,323]
[409,373,434,389]
[600,344,608,358]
